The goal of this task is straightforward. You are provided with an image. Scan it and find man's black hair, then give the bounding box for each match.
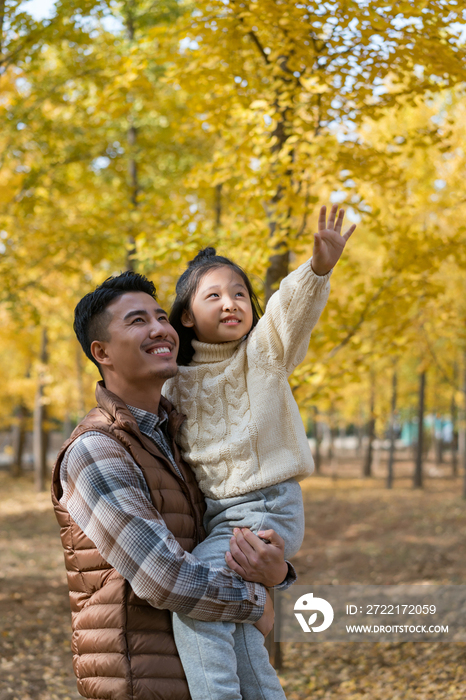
[74,270,157,377]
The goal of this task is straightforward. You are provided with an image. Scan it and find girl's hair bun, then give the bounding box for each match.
[188,247,217,267]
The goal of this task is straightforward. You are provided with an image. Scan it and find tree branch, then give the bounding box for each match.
[420,325,458,389]
[328,277,396,358]
[247,29,270,65]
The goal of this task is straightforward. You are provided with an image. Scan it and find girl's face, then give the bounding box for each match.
[181,266,253,344]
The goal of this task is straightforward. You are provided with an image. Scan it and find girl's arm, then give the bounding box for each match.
[249,205,355,375]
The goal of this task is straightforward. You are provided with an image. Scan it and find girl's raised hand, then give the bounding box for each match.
[311,204,356,276]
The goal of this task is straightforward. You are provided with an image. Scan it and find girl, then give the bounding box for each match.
[163,204,355,700]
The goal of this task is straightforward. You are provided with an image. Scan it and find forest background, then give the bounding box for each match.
[1,0,466,490]
[1,2,466,699]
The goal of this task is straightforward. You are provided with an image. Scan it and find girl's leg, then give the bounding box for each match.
[250,478,305,560]
[173,614,241,700]
[172,509,247,700]
[234,623,286,700]
[231,479,305,700]
[173,480,303,700]
[172,514,244,700]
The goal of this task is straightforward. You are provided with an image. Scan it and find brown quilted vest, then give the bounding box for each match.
[51,382,206,700]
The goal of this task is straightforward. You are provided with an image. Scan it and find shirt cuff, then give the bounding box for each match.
[219,573,267,621]
[243,580,267,621]
[309,256,333,281]
[272,561,297,591]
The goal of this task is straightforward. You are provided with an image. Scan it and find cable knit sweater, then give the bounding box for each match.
[163,259,331,499]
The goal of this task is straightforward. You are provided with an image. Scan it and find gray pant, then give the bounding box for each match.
[173,479,305,700]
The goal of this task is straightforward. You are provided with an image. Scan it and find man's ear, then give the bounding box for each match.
[181,309,195,328]
[91,340,112,368]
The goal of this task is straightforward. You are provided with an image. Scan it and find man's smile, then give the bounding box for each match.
[147,346,172,355]
[143,341,175,356]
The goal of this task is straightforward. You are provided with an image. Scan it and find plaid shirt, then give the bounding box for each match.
[128,403,183,477]
[59,404,268,623]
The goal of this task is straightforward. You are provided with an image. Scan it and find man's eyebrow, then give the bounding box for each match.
[123,309,149,321]
[123,308,168,321]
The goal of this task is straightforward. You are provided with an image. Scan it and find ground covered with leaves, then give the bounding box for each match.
[0,468,465,699]
[280,472,466,699]
[0,473,78,700]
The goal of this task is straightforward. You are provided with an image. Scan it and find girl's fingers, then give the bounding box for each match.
[327,203,339,230]
[335,208,345,235]
[317,205,327,231]
[342,224,356,242]
[318,203,354,239]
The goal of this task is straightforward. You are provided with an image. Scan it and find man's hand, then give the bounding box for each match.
[254,589,274,637]
[224,527,288,587]
[311,204,356,276]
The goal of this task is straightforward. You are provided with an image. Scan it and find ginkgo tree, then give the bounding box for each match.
[290,86,466,485]
[0,0,215,485]
[152,0,466,295]
[1,0,466,492]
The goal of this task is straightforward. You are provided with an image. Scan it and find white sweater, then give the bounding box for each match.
[163,259,331,499]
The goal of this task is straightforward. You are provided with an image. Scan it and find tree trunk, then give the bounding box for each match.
[338,422,345,466]
[387,369,397,489]
[125,6,138,272]
[126,121,138,271]
[327,423,334,464]
[214,183,222,231]
[327,405,337,465]
[411,414,418,462]
[265,247,289,304]
[0,0,5,58]
[63,412,73,440]
[313,406,321,474]
[264,591,282,671]
[451,388,458,478]
[363,378,375,478]
[413,370,426,489]
[10,403,26,478]
[34,328,48,492]
[76,344,86,420]
[462,356,466,499]
[356,404,364,458]
[355,424,362,457]
[273,590,283,671]
[434,413,443,465]
[263,101,292,305]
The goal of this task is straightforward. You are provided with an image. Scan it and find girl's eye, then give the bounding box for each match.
[236,292,245,297]
[208,293,219,298]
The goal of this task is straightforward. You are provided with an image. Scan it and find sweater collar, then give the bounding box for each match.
[191,338,243,364]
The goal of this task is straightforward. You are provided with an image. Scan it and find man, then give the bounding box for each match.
[51,271,295,700]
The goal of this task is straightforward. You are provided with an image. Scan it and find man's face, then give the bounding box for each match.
[93,292,179,387]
